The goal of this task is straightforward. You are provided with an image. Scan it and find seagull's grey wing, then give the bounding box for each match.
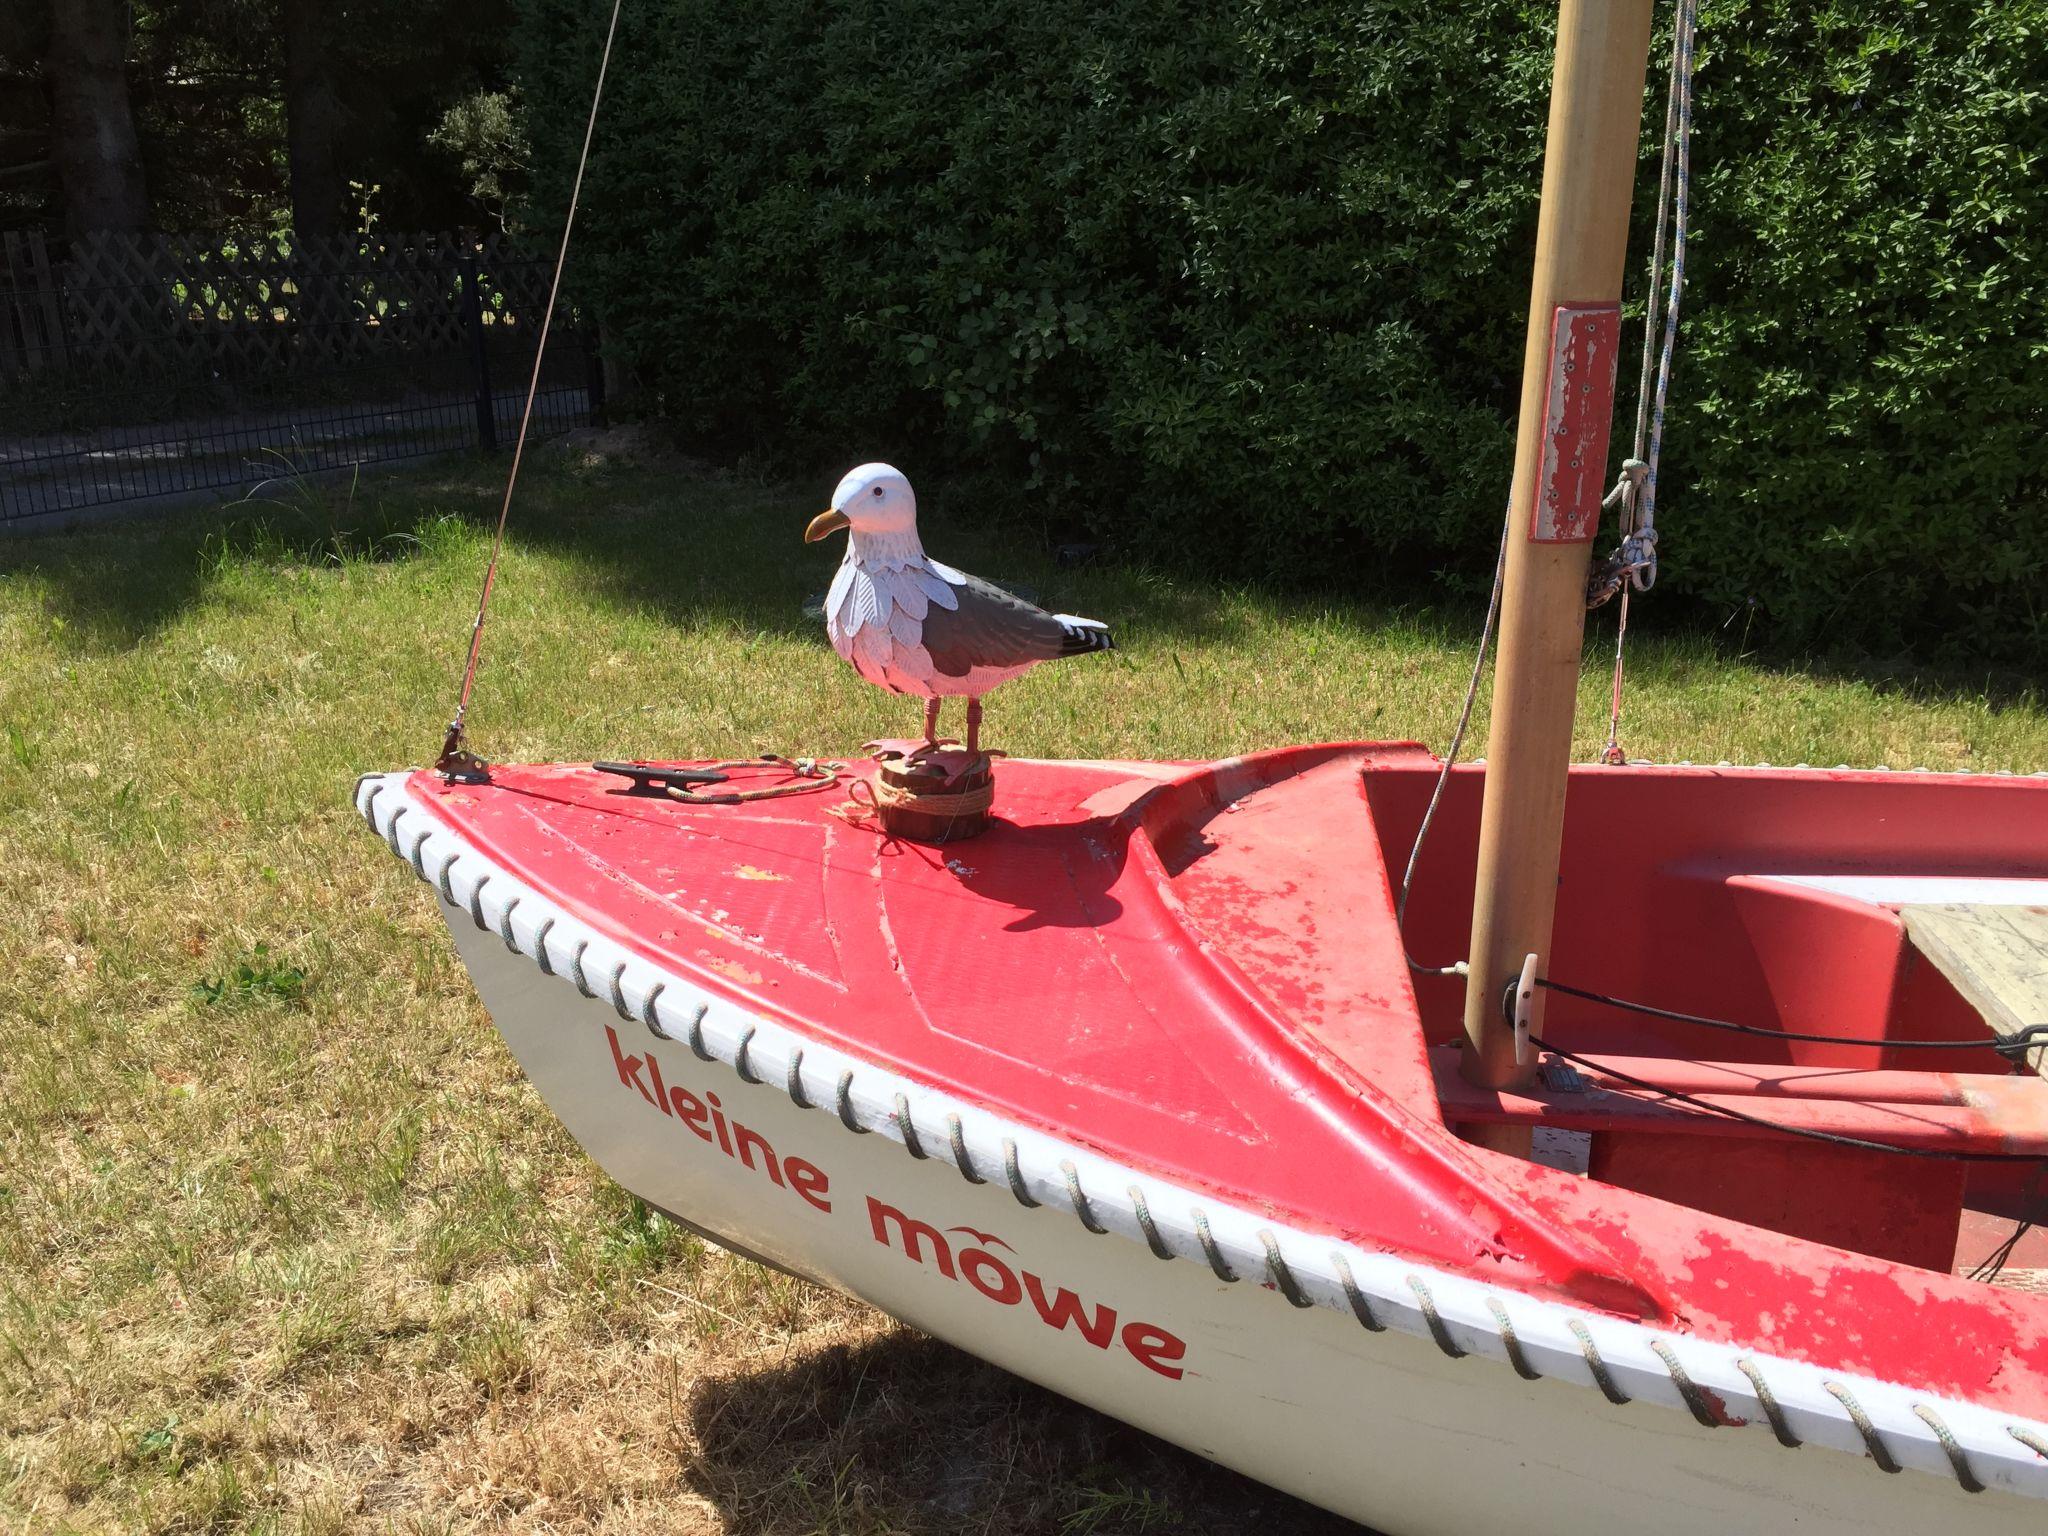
[918,570,1084,678]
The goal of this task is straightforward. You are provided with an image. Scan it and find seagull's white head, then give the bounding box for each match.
[805,462,917,544]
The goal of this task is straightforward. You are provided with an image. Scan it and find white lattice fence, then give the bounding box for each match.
[43,230,553,378]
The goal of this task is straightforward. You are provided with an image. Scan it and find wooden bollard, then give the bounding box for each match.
[869,750,995,844]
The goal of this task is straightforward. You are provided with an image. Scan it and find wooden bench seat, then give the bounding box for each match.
[1900,903,2048,1078]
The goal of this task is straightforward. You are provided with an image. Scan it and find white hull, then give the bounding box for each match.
[435,889,2041,1535]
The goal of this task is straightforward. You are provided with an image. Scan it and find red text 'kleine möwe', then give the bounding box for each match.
[605,1025,832,1211]
[867,1197,1187,1379]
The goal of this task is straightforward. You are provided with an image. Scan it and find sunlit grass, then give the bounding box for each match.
[1,449,2042,1533]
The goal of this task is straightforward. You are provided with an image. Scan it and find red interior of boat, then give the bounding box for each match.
[1357,752,2048,1275]
[407,744,2048,1411]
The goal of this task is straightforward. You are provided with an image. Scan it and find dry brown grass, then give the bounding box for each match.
[2,453,2043,1534]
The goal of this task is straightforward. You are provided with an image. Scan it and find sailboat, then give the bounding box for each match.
[355,3,2048,1531]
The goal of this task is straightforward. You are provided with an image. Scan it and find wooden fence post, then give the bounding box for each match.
[458,245,498,451]
[585,318,607,428]
[2,230,71,375]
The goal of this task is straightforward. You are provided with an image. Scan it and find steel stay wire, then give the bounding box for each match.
[439,0,626,773]
[1397,507,1509,977]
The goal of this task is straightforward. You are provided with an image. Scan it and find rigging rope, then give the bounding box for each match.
[1967,1164,2043,1283]
[438,0,626,779]
[1969,1215,2037,1283]
[1525,1034,2047,1165]
[1398,507,1510,977]
[1592,0,1698,766]
[1534,975,2048,1062]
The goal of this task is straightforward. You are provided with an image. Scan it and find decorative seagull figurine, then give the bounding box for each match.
[805,463,1113,757]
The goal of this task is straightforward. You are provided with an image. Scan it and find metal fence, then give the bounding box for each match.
[0,230,599,524]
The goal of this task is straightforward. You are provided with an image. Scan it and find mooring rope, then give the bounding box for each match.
[1593,0,1698,765]
[846,769,996,820]
[661,756,844,805]
[438,0,626,776]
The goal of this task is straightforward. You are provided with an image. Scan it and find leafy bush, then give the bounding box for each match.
[1677,2,2047,661]
[519,0,2047,664]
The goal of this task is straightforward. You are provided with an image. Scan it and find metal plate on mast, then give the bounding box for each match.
[1529,301,1622,542]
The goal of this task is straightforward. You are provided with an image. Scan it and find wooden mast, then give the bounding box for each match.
[1460,0,1656,1114]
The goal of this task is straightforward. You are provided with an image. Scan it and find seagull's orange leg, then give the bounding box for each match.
[902,697,957,761]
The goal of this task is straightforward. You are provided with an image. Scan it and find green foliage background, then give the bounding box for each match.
[518,0,2046,664]
[0,0,521,234]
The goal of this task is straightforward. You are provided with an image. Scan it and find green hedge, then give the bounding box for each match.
[520,0,2047,664]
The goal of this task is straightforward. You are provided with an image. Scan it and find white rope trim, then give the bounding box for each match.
[357,772,2048,1498]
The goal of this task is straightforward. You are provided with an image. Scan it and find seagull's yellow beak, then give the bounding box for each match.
[804,507,851,543]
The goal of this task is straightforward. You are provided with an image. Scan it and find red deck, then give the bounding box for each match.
[406,746,2048,1419]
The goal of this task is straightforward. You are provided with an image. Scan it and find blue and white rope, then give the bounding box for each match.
[1601,0,1698,766]
[1634,0,1697,560]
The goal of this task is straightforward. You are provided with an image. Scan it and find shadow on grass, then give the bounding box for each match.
[0,466,499,653]
[1,529,209,651]
[686,1326,1369,1536]
[0,452,1240,657]
[1580,602,2046,720]
[495,453,1246,651]
[5,449,2040,719]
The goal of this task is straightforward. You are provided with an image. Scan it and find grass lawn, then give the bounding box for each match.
[3,447,2044,1535]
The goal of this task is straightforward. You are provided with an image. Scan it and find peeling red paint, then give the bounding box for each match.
[1529,302,1622,543]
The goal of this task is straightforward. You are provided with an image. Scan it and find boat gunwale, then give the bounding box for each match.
[357,766,2048,1500]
